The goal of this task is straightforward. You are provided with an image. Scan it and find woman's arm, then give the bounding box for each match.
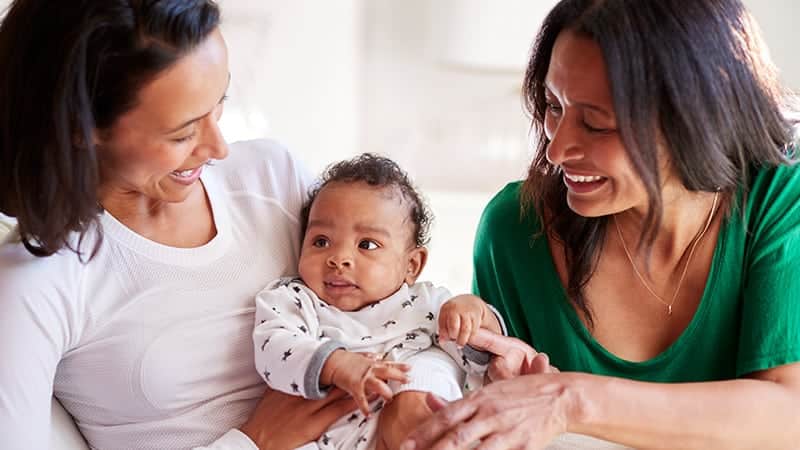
[236,388,357,450]
[569,363,800,449]
[0,256,75,450]
[404,364,800,450]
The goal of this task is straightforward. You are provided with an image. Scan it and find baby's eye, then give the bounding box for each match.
[358,240,379,250]
[312,237,329,248]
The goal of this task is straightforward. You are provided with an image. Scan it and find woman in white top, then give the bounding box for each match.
[0,1,356,449]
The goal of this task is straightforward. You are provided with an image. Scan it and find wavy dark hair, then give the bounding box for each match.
[521,0,797,325]
[0,0,221,258]
[301,153,433,248]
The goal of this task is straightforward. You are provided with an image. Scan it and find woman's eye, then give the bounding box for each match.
[358,240,379,250]
[173,132,196,143]
[312,237,329,248]
[583,122,613,134]
[545,101,562,116]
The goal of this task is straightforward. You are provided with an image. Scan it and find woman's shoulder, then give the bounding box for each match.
[745,162,800,217]
[740,162,800,246]
[205,139,314,218]
[0,233,88,285]
[0,236,88,333]
[209,138,314,199]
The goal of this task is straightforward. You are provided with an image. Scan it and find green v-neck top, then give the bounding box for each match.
[473,164,800,381]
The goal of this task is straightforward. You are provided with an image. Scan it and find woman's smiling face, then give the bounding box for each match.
[95,29,231,207]
[543,29,651,218]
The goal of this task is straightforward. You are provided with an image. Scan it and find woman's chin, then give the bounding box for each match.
[566,197,609,218]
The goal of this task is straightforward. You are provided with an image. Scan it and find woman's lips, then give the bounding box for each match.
[562,170,608,194]
[169,165,204,185]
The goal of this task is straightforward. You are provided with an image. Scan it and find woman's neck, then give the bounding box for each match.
[98,182,215,247]
[614,185,721,264]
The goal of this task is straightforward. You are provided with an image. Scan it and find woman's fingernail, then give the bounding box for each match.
[400,441,415,450]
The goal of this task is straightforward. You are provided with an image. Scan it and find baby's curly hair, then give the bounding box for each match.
[300,153,433,247]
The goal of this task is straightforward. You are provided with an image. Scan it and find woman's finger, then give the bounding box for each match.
[523,353,549,375]
[487,357,516,382]
[475,433,518,450]
[468,329,535,359]
[425,392,448,412]
[402,397,480,450]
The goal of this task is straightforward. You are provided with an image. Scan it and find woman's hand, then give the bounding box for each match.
[240,387,358,450]
[401,374,579,450]
[467,329,558,382]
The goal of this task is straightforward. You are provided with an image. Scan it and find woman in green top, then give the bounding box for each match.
[403,0,800,448]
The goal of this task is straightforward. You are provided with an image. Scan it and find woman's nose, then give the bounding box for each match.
[196,114,229,161]
[545,118,584,167]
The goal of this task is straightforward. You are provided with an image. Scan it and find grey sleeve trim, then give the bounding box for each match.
[304,340,346,400]
[462,344,492,365]
[486,303,508,336]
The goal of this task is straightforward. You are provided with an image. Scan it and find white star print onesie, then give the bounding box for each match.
[253,278,504,450]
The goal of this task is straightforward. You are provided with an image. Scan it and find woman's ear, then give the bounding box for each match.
[404,246,428,285]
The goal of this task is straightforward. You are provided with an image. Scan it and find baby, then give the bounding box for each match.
[252,154,505,450]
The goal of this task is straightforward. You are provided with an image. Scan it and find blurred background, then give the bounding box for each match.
[2,1,799,292]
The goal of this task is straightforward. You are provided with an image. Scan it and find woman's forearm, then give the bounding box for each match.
[565,372,800,449]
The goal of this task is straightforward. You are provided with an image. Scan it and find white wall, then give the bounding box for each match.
[217,1,363,173]
[743,0,800,91]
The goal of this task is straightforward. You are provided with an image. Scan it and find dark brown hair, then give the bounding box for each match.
[301,153,433,248]
[522,0,796,325]
[0,0,221,258]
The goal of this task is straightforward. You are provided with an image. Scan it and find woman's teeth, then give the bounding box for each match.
[172,168,195,178]
[565,173,605,183]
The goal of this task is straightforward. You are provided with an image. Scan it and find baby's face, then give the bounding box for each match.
[299,181,424,311]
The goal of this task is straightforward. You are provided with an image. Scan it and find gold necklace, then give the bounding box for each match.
[613,192,719,316]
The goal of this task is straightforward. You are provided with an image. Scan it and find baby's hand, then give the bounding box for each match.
[438,294,498,346]
[324,350,410,416]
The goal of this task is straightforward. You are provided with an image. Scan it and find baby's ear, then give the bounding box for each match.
[404,246,428,285]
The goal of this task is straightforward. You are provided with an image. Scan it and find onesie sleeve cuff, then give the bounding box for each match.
[486,303,508,336]
[304,339,346,399]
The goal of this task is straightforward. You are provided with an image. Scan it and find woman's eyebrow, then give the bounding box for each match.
[544,84,612,117]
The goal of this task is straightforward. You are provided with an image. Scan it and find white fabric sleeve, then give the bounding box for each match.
[253,280,345,399]
[0,261,74,450]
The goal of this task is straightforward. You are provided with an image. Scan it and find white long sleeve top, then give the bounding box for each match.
[0,140,312,450]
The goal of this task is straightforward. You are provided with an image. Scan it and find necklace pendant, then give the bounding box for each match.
[667,305,673,315]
